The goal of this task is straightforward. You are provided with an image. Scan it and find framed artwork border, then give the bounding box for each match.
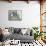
[8,10,22,21]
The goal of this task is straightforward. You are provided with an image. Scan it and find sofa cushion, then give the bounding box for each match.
[8,27,14,34]
[24,28,30,35]
[14,28,21,33]
[8,33,34,43]
[21,28,27,35]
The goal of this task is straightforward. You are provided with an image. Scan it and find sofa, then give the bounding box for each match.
[7,27,34,43]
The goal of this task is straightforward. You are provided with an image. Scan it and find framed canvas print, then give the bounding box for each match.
[8,10,22,21]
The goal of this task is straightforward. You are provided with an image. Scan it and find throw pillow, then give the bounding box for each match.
[21,28,27,35]
[14,28,21,33]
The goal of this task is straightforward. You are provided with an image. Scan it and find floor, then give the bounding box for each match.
[0,40,46,46]
[20,40,46,46]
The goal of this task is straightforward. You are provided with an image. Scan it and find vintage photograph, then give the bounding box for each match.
[8,10,22,21]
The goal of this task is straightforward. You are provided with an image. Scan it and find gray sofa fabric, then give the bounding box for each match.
[8,33,34,43]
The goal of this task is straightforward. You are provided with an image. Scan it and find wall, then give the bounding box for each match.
[0,1,40,28]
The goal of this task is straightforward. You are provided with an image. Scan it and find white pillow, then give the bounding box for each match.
[2,28,10,36]
[25,28,30,35]
[21,28,27,35]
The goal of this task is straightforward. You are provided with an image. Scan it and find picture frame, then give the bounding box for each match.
[8,10,22,21]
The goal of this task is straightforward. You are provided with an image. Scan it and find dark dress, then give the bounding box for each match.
[0,34,3,42]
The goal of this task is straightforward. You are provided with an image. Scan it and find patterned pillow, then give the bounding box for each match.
[8,27,14,34]
[14,28,21,33]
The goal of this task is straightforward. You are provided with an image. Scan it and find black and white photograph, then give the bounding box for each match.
[8,10,22,21]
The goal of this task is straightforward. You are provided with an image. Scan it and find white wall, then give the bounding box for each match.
[0,1,40,28]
